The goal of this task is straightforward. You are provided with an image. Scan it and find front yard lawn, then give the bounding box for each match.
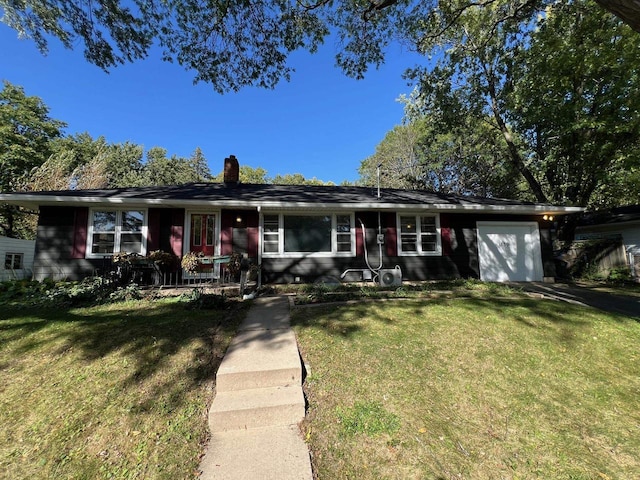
[292,296,640,479]
[0,297,245,479]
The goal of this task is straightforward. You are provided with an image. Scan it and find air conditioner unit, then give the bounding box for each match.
[379,266,402,287]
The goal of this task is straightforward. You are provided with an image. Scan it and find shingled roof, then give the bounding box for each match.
[578,205,640,226]
[0,182,582,215]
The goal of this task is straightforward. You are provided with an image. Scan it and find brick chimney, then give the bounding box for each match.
[223,155,239,185]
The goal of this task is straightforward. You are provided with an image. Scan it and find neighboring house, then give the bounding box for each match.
[576,205,640,278]
[0,236,35,281]
[0,156,582,284]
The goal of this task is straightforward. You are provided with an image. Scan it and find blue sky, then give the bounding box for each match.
[1,24,424,184]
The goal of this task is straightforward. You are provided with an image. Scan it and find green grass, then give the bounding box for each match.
[276,278,521,305]
[0,297,245,479]
[292,297,640,480]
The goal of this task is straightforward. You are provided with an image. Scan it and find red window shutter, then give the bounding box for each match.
[71,207,89,259]
[147,209,161,252]
[170,209,185,257]
[440,214,452,256]
[384,213,397,257]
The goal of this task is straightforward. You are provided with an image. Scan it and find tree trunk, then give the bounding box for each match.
[485,74,549,203]
[595,0,640,32]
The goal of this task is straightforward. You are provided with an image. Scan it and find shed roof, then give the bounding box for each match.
[578,205,640,226]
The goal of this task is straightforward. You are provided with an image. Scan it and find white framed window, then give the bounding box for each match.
[4,253,23,270]
[261,212,355,257]
[397,213,441,256]
[87,209,147,257]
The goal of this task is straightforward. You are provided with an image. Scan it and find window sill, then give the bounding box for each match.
[262,252,355,258]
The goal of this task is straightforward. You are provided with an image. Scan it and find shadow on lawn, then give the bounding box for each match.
[0,300,247,408]
[290,294,616,346]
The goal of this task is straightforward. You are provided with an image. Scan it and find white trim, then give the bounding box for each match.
[396,212,442,257]
[476,221,544,282]
[85,208,148,259]
[0,193,585,215]
[260,212,356,258]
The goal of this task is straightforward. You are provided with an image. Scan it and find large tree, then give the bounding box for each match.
[359,113,523,198]
[404,0,640,208]
[0,81,65,237]
[3,0,638,92]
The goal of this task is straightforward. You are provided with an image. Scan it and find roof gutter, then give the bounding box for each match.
[0,193,584,215]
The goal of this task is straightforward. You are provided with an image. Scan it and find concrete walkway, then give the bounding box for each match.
[521,282,640,319]
[199,296,313,480]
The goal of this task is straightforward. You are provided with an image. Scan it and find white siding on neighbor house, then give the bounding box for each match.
[623,226,640,256]
[576,222,640,256]
[0,236,36,281]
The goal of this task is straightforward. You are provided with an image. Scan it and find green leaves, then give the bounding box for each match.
[394,0,640,208]
[0,81,65,237]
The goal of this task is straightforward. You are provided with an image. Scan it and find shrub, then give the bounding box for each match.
[179,288,228,310]
[0,276,143,307]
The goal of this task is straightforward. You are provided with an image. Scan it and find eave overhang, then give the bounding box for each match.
[0,193,584,216]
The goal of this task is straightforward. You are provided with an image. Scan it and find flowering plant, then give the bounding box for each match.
[181,251,204,273]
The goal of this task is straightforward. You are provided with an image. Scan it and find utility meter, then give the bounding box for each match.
[376,233,385,244]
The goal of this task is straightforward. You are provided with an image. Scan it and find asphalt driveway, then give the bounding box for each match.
[520,282,640,319]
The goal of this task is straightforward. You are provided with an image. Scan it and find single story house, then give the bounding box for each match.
[576,205,640,278]
[0,236,36,281]
[0,156,582,284]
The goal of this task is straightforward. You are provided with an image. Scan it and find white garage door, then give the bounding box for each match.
[477,222,544,282]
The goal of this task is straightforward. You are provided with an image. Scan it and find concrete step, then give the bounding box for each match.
[209,385,305,433]
[200,424,313,480]
[216,328,302,392]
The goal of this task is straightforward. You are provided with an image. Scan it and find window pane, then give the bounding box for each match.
[264,215,279,232]
[336,215,350,232]
[120,233,143,253]
[92,233,115,253]
[263,215,280,253]
[336,215,352,252]
[400,216,417,252]
[264,242,279,253]
[421,216,436,234]
[192,216,202,246]
[400,216,416,234]
[206,215,215,246]
[4,254,20,269]
[284,215,331,253]
[421,238,437,252]
[93,211,116,232]
[122,211,144,232]
[401,235,417,252]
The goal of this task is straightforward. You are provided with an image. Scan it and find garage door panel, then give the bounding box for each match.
[477,222,543,282]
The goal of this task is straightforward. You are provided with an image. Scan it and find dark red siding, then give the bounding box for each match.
[220,211,234,256]
[221,209,259,258]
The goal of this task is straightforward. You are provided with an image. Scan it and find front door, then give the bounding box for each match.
[189,213,216,256]
[185,212,219,278]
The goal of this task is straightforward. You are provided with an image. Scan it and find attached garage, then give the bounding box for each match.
[477,222,544,282]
